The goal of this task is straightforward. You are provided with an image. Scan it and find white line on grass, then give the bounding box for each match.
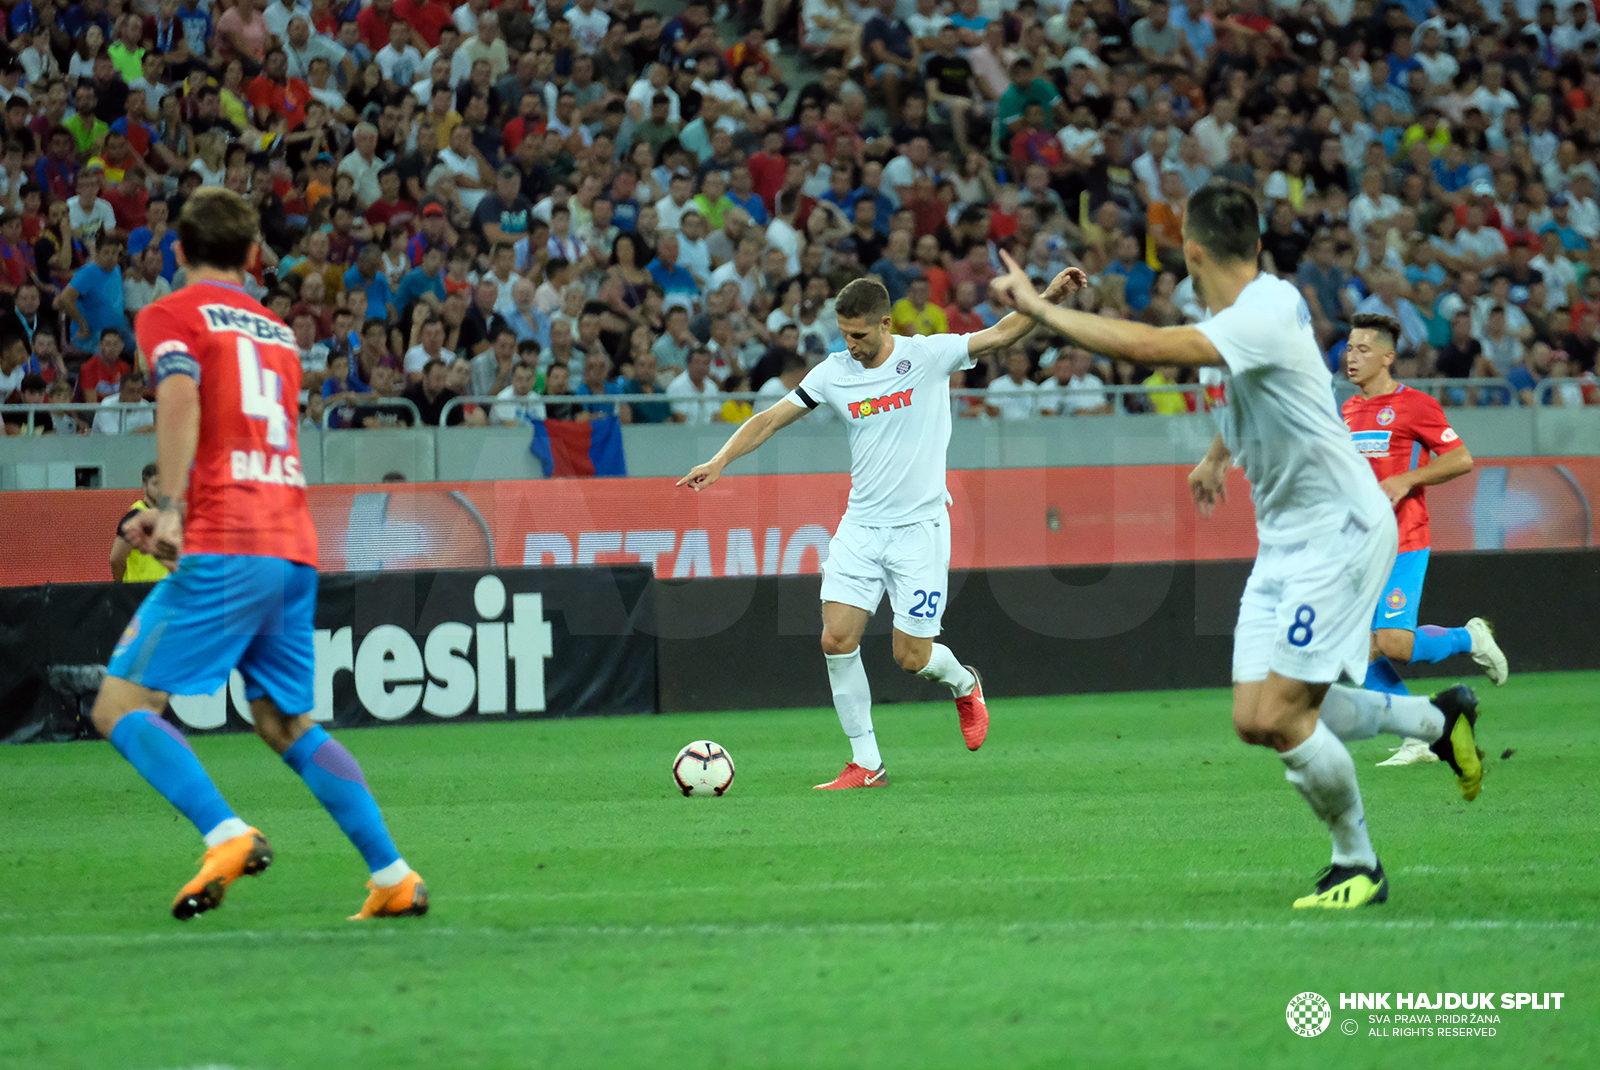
[448,862,1587,903]
[10,917,1597,950]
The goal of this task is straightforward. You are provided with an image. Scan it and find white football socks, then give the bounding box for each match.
[371,859,412,887]
[203,817,252,849]
[917,643,976,697]
[825,649,881,770]
[1319,685,1444,743]
[1280,722,1378,869]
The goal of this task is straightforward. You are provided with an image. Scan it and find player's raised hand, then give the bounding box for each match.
[1188,457,1228,517]
[677,459,724,492]
[992,250,1045,312]
[1040,266,1090,304]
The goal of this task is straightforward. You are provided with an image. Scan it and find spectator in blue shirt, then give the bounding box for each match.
[1360,62,1413,119]
[861,0,917,116]
[724,165,768,226]
[343,245,398,324]
[573,350,628,418]
[646,233,700,310]
[394,245,448,315]
[1542,199,1589,251]
[60,236,127,351]
[868,230,921,304]
[1104,235,1156,312]
[127,198,180,281]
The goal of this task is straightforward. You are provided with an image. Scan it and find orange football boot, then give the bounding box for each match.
[171,828,274,920]
[955,666,988,751]
[813,763,889,790]
[349,870,430,920]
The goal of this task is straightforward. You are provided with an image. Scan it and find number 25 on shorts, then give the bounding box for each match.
[908,590,942,618]
[1288,604,1316,647]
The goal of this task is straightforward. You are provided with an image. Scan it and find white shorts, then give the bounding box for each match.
[820,517,951,638]
[1232,513,1398,685]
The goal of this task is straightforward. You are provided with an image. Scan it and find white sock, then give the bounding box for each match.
[203,817,252,848]
[916,643,976,697]
[1319,685,1444,743]
[1279,722,1378,869]
[371,859,411,887]
[825,649,881,769]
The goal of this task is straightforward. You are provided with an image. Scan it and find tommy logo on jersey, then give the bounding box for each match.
[848,388,913,419]
[1350,429,1392,457]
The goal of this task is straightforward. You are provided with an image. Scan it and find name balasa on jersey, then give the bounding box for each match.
[848,388,913,419]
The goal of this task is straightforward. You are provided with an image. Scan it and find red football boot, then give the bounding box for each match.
[956,666,988,751]
[813,763,889,790]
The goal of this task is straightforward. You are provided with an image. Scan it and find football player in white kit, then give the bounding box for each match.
[678,272,1087,790]
[987,181,1486,909]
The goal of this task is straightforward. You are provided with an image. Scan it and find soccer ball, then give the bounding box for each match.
[673,741,735,797]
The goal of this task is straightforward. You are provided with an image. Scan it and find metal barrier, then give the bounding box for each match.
[0,401,153,434]
[6,378,1596,487]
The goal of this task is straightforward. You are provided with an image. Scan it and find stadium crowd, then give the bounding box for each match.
[3,0,1600,438]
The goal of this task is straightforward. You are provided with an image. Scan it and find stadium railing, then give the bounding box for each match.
[4,379,1596,488]
[0,401,150,434]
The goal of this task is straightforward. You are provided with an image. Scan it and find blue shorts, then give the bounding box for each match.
[872,62,902,84]
[107,553,318,714]
[1371,547,1429,633]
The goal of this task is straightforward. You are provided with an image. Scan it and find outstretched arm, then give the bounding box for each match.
[990,251,1225,367]
[677,398,810,491]
[966,266,1089,358]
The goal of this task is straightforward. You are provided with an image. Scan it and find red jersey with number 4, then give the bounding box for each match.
[1341,384,1463,553]
[135,280,318,566]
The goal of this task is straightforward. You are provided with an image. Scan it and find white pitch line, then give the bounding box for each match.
[8,917,1597,949]
[449,862,1590,903]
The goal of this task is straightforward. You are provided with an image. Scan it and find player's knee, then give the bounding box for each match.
[89,698,126,739]
[820,632,860,657]
[894,647,928,673]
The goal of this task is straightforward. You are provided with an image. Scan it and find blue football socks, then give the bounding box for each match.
[1363,657,1411,696]
[1411,625,1473,665]
[282,726,403,876]
[108,710,238,839]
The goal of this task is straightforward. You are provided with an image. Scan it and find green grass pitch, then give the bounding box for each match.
[3,672,1595,1070]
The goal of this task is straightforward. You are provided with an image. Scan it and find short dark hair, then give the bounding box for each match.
[1351,313,1403,352]
[141,462,160,482]
[176,187,259,272]
[101,326,123,341]
[835,278,892,322]
[1184,180,1261,265]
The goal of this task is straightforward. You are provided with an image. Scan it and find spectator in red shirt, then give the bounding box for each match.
[103,169,151,232]
[724,28,776,82]
[365,168,418,242]
[393,0,455,49]
[0,211,34,296]
[501,90,546,155]
[943,280,987,335]
[77,330,133,403]
[746,129,788,211]
[356,0,397,52]
[248,48,313,131]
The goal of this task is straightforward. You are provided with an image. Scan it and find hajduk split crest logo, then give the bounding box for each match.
[1286,991,1333,1037]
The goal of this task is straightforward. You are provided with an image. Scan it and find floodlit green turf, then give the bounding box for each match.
[2,672,1595,1070]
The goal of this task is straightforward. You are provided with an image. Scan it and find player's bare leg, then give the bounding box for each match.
[92,676,271,919]
[816,601,886,789]
[893,630,986,750]
[1233,674,1388,909]
[249,699,427,918]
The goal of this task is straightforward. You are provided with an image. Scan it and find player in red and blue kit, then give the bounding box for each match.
[1342,314,1509,765]
[91,188,427,921]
